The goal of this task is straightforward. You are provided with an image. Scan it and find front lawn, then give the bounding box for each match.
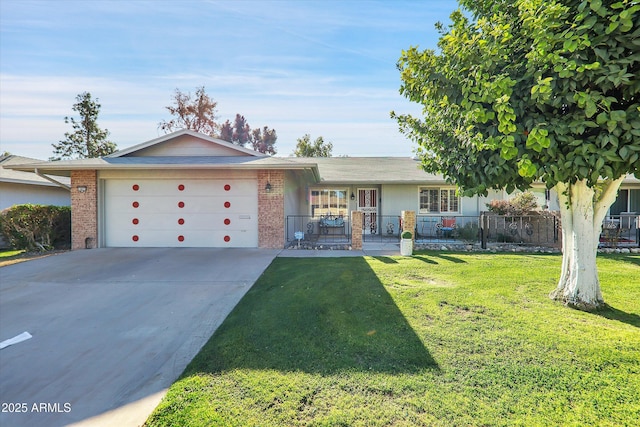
[146,252,639,426]
[0,248,67,267]
[0,249,26,267]
[0,249,25,259]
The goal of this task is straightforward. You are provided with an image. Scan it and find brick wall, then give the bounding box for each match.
[351,211,363,250]
[258,170,285,248]
[402,210,416,241]
[71,170,98,250]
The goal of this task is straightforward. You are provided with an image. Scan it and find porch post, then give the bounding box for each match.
[258,170,285,248]
[401,210,416,241]
[351,210,363,250]
[71,170,98,250]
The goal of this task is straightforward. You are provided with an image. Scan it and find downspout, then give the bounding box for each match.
[35,168,71,191]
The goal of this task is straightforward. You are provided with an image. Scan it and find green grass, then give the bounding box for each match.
[0,249,25,259]
[0,249,27,266]
[146,252,640,426]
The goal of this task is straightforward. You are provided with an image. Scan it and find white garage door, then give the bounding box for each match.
[104,179,258,247]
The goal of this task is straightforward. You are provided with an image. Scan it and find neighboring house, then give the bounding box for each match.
[0,155,71,208]
[0,155,71,247]
[6,130,638,249]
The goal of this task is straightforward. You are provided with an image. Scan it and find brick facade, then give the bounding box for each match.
[258,170,285,248]
[71,170,98,250]
[401,210,416,241]
[351,211,363,250]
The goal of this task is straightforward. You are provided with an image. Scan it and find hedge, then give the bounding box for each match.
[0,204,71,251]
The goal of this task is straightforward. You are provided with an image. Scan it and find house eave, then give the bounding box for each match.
[0,177,66,187]
[34,168,71,190]
[6,158,320,178]
[315,180,450,186]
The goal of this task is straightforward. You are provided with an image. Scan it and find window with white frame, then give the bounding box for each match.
[310,189,348,218]
[419,188,459,214]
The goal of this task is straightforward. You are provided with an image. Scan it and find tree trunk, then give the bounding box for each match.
[550,178,625,311]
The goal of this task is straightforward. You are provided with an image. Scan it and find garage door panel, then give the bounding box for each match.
[173,196,256,212]
[110,229,258,248]
[107,179,257,197]
[108,213,257,230]
[107,198,257,215]
[104,179,259,247]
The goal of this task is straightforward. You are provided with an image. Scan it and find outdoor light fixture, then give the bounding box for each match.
[77,185,87,193]
[265,182,272,193]
[350,192,355,201]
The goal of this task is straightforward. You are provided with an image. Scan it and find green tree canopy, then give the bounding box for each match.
[292,134,333,157]
[393,0,639,310]
[51,92,116,160]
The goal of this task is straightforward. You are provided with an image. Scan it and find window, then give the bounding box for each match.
[310,189,348,217]
[610,189,628,215]
[419,188,459,214]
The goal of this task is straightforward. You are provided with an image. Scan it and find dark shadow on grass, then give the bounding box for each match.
[412,255,438,265]
[594,304,640,328]
[599,253,640,267]
[371,256,398,264]
[184,258,438,376]
[430,253,467,264]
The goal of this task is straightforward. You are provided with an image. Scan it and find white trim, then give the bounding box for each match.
[418,186,460,214]
[309,187,349,218]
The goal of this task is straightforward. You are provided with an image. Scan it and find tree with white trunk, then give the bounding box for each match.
[392,0,639,310]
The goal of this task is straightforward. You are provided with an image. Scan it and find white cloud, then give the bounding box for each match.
[0,70,421,159]
[0,0,457,159]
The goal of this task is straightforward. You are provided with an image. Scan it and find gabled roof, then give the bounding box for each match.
[13,129,633,187]
[0,155,71,187]
[5,130,320,178]
[5,155,320,179]
[107,129,265,158]
[7,155,441,185]
[6,140,638,188]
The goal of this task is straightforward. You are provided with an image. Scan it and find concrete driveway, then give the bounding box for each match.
[0,248,279,427]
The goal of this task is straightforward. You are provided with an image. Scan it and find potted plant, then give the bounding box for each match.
[400,231,413,256]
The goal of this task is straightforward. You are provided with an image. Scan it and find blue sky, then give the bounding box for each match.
[0,0,459,159]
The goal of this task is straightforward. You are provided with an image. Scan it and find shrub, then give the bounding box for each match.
[511,192,538,214]
[486,191,539,216]
[0,204,71,251]
[455,222,480,244]
[486,199,512,215]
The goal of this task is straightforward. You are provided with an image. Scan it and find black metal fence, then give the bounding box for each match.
[285,213,639,248]
[479,213,559,247]
[600,214,639,247]
[362,215,402,242]
[415,215,481,243]
[286,215,351,245]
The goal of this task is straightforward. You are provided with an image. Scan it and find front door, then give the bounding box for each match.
[358,188,378,234]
